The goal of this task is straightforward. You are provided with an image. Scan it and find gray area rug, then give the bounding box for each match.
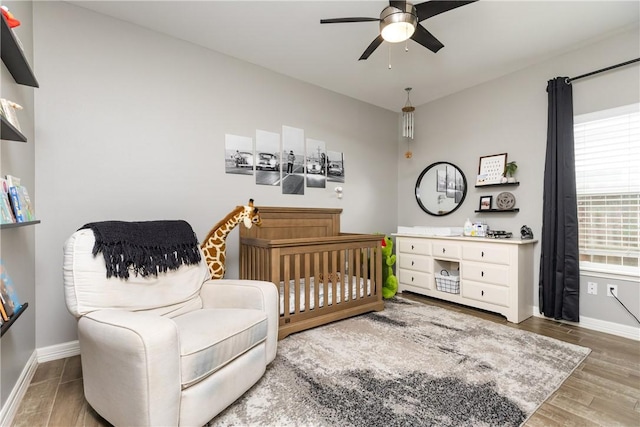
[212,297,591,426]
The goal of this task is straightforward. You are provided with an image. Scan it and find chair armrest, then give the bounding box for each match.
[201,279,279,363]
[78,310,181,426]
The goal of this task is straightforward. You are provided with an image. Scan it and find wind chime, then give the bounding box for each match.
[402,87,415,158]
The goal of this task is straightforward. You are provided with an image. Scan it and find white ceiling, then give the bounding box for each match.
[68,1,640,112]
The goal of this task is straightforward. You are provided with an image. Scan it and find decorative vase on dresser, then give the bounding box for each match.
[393,233,537,323]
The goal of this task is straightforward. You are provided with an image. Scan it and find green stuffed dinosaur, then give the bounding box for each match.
[381,236,398,299]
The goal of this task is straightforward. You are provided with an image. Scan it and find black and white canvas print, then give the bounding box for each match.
[282,125,305,195]
[306,138,327,189]
[255,130,281,186]
[225,134,254,175]
[326,150,345,183]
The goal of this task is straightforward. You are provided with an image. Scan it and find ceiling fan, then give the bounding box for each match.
[320,0,478,60]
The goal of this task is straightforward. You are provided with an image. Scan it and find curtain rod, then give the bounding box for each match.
[567,58,640,83]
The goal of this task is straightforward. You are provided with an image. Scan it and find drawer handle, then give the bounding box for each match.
[442,248,446,254]
[411,261,415,266]
[411,276,414,282]
[481,290,484,296]
[481,271,484,277]
[481,251,485,257]
[411,245,414,250]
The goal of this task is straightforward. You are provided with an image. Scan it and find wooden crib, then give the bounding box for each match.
[239,206,384,340]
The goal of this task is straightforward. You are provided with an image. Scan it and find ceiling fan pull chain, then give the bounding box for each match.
[405,25,410,52]
[388,44,392,69]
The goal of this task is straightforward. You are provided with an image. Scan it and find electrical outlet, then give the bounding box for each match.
[587,282,597,295]
[607,284,618,297]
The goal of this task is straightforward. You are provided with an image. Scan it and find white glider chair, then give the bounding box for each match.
[63,227,278,426]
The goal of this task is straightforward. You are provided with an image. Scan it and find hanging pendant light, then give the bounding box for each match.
[402,88,415,158]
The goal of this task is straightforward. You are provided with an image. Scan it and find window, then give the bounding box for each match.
[574,103,640,278]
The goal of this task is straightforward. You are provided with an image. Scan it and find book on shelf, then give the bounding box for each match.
[5,175,35,222]
[0,260,21,321]
[6,174,20,188]
[18,186,35,221]
[0,298,9,322]
[8,185,25,222]
[0,178,16,224]
[0,279,14,321]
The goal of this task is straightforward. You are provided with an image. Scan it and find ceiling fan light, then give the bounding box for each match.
[379,4,417,43]
[381,22,415,43]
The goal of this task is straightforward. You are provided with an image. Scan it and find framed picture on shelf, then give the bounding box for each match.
[479,195,493,211]
[477,153,507,185]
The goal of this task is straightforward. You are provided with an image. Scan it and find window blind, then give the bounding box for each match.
[574,103,640,274]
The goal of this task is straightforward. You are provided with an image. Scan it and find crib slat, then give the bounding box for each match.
[294,253,301,315]
[354,248,361,299]
[303,253,311,313]
[363,247,369,297]
[331,250,338,306]
[313,252,320,312]
[340,249,352,304]
[322,251,329,310]
[249,246,256,279]
[283,255,291,321]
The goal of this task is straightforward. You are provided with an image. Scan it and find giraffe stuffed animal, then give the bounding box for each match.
[201,198,262,280]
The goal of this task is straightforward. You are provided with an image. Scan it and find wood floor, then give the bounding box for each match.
[10,293,640,427]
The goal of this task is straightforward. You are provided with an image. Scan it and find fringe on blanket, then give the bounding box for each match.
[80,220,201,279]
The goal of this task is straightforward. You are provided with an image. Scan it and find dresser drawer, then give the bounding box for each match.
[462,244,510,265]
[398,239,431,255]
[461,262,509,286]
[431,242,461,260]
[398,254,432,273]
[398,269,433,290]
[462,281,509,307]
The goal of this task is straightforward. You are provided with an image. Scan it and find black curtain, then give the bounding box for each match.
[539,77,580,322]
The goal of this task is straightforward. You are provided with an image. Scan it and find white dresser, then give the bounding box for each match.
[393,234,537,323]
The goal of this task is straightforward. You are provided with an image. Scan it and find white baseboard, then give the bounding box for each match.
[533,305,640,341]
[36,340,80,363]
[0,341,80,426]
[0,351,38,427]
[574,315,640,341]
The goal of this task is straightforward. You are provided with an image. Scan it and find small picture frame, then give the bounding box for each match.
[479,195,493,210]
[477,153,507,185]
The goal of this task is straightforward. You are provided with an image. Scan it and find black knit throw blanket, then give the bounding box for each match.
[80,220,201,279]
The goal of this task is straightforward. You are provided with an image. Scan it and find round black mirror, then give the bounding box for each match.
[415,162,467,216]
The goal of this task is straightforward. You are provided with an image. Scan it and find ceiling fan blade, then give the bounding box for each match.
[389,1,407,10]
[359,35,384,60]
[411,24,444,53]
[320,17,380,24]
[415,0,478,21]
